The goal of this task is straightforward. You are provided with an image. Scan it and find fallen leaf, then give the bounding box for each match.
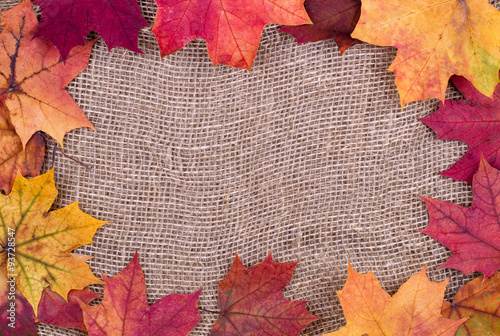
[79,252,201,336]
[0,169,106,316]
[351,0,500,106]
[442,272,500,335]
[0,263,36,336]
[37,287,101,331]
[421,158,500,279]
[0,102,44,194]
[324,264,464,335]
[211,253,318,336]
[0,0,95,147]
[280,0,361,54]
[421,74,500,184]
[152,0,312,69]
[0,262,100,335]
[33,0,148,60]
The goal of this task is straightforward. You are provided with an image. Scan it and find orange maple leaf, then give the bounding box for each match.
[352,0,500,106]
[0,0,95,147]
[152,0,312,69]
[324,264,465,336]
[0,102,44,194]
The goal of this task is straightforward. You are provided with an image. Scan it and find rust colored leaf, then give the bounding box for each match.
[442,272,500,335]
[280,0,361,54]
[0,102,44,194]
[0,170,106,316]
[421,159,500,279]
[210,253,318,336]
[324,264,464,335]
[351,0,500,106]
[421,74,500,184]
[152,0,312,69]
[0,0,95,147]
[79,252,202,336]
[33,0,148,60]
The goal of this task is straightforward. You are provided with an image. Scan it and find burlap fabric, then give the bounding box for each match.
[3,1,497,335]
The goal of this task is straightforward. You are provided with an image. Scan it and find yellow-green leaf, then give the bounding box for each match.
[0,170,106,316]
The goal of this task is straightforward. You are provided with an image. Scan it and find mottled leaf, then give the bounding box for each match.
[0,170,106,316]
[211,253,318,336]
[79,252,202,336]
[152,0,312,69]
[443,272,500,335]
[352,0,500,106]
[422,159,500,278]
[280,0,361,54]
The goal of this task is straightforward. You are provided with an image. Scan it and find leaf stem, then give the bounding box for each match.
[199,307,221,315]
[38,132,92,170]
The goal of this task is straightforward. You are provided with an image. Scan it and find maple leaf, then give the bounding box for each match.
[210,253,318,336]
[279,0,361,55]
[442,272,500,335]
[0,170,106,316]
[0,262,100,336]
[421,158,500,279]
[0,0,95,147]
[37,286,101,331]
[79,252,202,336]
[351,0,500,106]
[421,74,500,184]
[152,0,312,70]
[0,264,36,336]
[323,264,465,336]
[33,0,148,60]
[0,102,44,194]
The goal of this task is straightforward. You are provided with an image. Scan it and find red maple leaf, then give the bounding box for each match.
[421,74,500,184]
[210,253,318,336]
[152,0,312,69]
[33,0,148,60]
[280,0,361,54]
[79,252,202,336]
[1,261,100,335]
[421,158,500,279]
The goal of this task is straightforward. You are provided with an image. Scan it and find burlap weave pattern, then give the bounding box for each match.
[3,0,497,334]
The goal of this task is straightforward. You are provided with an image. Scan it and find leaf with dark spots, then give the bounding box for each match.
[33,0,148,60]
[152,0,312,69]
[421,74,500,184]
[0,0,95,147]
[323,264,464,335]
[0,170,106,316]
[210,253,318,336]
[79,252,202,336]
[442,272,500,335]
[421,158,500,279]
[280,0,361,54]
[0,102,44,194]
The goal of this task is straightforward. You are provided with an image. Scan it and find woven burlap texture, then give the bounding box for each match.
[3,1,498,335]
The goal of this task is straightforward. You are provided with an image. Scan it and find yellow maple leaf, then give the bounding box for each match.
[0,170,106,316]
[324,264,465,336]
[352,0,500,106]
